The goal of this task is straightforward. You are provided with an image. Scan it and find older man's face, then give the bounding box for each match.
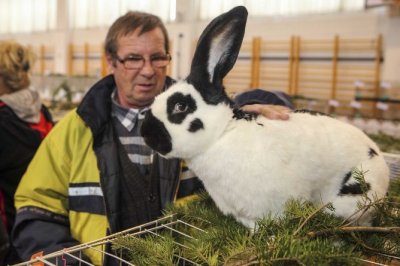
[108,27,168,109]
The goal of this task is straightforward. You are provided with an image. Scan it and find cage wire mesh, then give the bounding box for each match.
[383,152,400,180]
[12,214,205,266]
[12,153,400,266]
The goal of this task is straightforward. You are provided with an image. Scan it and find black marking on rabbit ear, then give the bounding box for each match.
[188,118,204,132]
[167,93,197,124]
[368,148,378,158]
[186,6,247,104]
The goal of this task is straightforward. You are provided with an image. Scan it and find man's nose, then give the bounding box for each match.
[140,59,155,76]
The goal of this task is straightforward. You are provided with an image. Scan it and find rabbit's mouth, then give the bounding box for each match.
[141,110,172,155]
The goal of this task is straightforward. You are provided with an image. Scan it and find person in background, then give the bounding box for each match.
[0,40,54,264]
[12,11,292,265]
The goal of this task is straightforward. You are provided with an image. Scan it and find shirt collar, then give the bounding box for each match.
[111,89,149,131]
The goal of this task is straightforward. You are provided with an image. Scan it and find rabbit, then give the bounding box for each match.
[141,6,390,228]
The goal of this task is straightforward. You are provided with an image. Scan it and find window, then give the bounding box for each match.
[0,0,56,33]
[197,0,365,20]
[68,0,176,29]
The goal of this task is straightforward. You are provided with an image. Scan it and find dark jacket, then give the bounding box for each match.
[12,75,202,265]
[0,101,53,264]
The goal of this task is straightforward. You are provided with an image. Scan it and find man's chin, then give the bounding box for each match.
[127,96,156,108]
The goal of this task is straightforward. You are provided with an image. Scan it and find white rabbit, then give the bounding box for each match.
[141,6,390,228]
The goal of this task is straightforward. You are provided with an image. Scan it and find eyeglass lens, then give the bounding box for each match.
[117,54,171,69]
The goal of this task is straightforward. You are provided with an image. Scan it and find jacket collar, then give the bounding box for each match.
[77,75,175,136]
[77,75,115,136]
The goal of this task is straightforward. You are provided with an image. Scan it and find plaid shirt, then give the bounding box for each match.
[111,90,197,181]
[111,90,153,176]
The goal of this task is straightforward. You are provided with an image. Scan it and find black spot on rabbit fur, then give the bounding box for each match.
[167,93,197,124]
[188,118,204,132]
[339,182,371,195]
[368,148,378,158]
[341,171,352,186]
[232,108,257,121]
[294,109,330,117]
[339,170,371,195]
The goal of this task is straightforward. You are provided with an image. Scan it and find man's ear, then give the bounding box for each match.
[106,54,116,74]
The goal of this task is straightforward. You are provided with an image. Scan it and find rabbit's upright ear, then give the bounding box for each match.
[187,6,248,101]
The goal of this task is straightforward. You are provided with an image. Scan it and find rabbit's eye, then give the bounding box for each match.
[167,93,197,124]
[173,102,188,114]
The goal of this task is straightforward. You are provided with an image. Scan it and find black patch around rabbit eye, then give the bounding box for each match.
[188,118,204,132]
[167,93,197,124]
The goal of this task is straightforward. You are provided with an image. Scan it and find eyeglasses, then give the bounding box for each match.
[114,53,171,70]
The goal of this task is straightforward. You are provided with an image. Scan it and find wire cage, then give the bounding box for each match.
[12,153,400,266]
[12,214,205,266]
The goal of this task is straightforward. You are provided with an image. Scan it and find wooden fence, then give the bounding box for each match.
[30,45,55,75]
[29,35,399,119]
[224,35,399,119]
[67,43,106,77]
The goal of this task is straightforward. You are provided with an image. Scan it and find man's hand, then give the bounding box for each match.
[241,104,291,120]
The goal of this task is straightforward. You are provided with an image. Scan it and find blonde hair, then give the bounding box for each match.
[0,40,36,92]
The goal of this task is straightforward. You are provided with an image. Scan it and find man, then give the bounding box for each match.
[12,11,291,265]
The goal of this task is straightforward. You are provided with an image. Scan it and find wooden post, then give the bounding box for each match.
[101,45,108,77]
[250,37,261,88]
[167,41,173,77]
[288,36,295,95]
[329,35,340,113]
[373,34,383,118]
[40,45,45,75]
[84,43,89,76]
[67,43,73,76]
[292,36,301,96]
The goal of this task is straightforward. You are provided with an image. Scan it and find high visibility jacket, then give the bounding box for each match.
[12,75,202,265]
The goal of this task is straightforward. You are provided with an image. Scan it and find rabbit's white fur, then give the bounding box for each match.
[141,6,390,228]
[149,82,389,227]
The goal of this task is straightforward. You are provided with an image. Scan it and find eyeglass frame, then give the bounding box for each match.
[113,53,172,70]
